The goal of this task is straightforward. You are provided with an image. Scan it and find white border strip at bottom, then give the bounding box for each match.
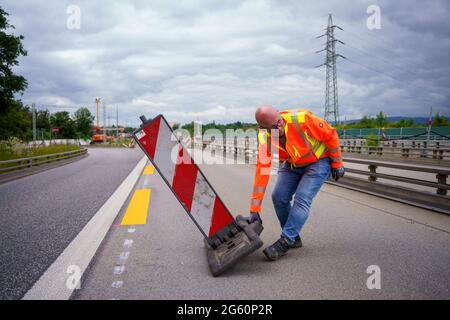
[23,155,147,300]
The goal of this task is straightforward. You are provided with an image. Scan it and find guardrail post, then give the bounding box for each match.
[209,137,215,158]
[420,141,427,158]
[223,137,227,161]
[402,144,410,158]
[234,136,238,163]
[245,137,249,164]
[433,142,443,160]
[368,165,377,182]
[29,158,33,168]
[436,173,447,195]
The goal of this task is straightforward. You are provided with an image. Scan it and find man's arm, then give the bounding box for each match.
[303,112,343,169]
[249,131,273,214]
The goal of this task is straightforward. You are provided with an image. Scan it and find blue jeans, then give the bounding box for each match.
[271,157,331,243]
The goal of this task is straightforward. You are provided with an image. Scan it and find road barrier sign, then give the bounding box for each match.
[133,114,263,276]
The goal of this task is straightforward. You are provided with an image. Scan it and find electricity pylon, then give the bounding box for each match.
[316,14,346,125]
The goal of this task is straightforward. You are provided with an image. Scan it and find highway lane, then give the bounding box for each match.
[0,147,143,300]
[75,150,450,299]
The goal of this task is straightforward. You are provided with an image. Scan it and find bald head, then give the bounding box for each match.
[255,105,279,128]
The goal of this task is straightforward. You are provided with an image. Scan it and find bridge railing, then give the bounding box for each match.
[195,139,450,162]
[193,140,450,213]
[193,140,450,196]
[340,145,450,160]
[343,158,449,196]
[0,148,88,173]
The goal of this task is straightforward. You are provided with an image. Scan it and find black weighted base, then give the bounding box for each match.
[205,215,263,277]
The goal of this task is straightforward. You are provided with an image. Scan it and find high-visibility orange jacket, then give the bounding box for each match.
[250,109,343,213]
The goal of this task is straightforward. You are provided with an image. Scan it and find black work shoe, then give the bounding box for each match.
[263,237,290,261]
[288,236,303,249]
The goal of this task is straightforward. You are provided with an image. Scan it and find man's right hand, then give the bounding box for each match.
[331,166,345,181]
[250,212,262,224]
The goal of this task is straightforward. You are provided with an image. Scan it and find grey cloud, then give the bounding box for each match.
[2,0,449,127]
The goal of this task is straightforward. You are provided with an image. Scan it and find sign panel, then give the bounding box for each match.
[133,115,234,238]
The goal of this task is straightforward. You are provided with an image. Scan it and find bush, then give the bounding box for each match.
[0,137,25,160]
[364,134,381,147]
[0,138,80,161]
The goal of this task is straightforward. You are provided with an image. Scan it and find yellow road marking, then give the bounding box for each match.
[143,165,154,175]
[120,189,151,225]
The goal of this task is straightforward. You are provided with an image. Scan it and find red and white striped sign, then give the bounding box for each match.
[134,115,234,238]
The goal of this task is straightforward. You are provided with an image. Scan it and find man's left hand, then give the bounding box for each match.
[250,212,262,224]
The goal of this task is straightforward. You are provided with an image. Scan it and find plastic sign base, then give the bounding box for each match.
[205,215,263,277]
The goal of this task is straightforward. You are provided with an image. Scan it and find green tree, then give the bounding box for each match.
[0,6,27,109]
[123,127,136,134]
[433,112,449,127]
[50,111,75,138]
[0,6,29,140]
[375,112,388,128]
[73,107,94,138]
[392,118,415,128]
[357,115,374,128]
[182,121,194,136]
[0,101,31,140]
[36,109,50,130]
[34,109,51,139]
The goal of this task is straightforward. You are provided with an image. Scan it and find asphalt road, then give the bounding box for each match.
[75,150,450,299]
[0,147,143,300]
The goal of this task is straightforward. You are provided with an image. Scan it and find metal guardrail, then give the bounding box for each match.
[192,140,450,213]
[337,127,450,140]
[0,148,88,173]
[341,144,450,160]
[196,138,450,162]
[197,139,450,161]
[194,141,450,196]
[343,158,449,196]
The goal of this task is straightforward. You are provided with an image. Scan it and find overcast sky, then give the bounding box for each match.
[3,0,450,127]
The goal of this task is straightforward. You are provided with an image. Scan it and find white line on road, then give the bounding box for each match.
[142,174,150,187]
[23,156,148,300]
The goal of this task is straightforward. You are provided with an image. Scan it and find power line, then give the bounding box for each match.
[342,58,443,107]
[330,15,402,55]
[324,15,424,77]
[320,17,446,107]
[31,104,88,110]
[341,42,449,102]
[344,57,403,81]
[343,57,439,95]
[342,43,421,78]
